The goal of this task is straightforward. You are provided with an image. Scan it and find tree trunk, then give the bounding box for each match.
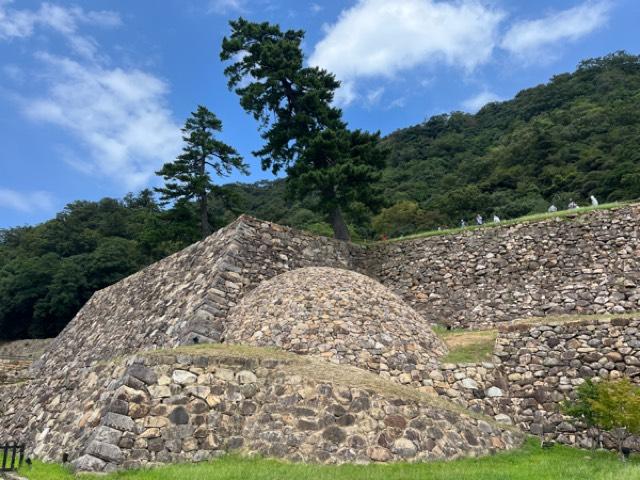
[199,193,210,238]
[619,434,626,462]
[330,206,350,241]
[198,155,211,238]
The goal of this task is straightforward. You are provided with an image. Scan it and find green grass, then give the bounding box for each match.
[13,439,640,480]
[382,202,629,243]
[433,327,498,364]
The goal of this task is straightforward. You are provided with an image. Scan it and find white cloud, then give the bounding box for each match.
[333,81,357,106]
[461,90,502,112]
[310,0,505,105]
[0,1,121,59]
[501,1,611,57]
[387,97,407,109]
[1,3,181,191]
[310,3,323,14]
[208,0,247,15]
[0,188,55,213]
[23,53,181,190]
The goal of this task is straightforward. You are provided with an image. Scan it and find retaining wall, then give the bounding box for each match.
[365,205,640,328]
[34,216,362,374]
[427,317,640,449]
[0,347,522,472]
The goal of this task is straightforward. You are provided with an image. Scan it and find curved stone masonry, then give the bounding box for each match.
[364,205,640,328]
[224,267,447,380]
[0,347,523,472]
[33,216,362,374]
[32,205,640,376]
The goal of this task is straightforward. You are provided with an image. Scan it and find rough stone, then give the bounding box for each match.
[172,370,197,385]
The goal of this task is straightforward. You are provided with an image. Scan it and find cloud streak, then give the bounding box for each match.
[207,0,247,15]
[462,90,502,112]
[23,53,181,190]
[0,188,55,213]
[0,1,121,59]
[501,1,611,58]
[310,0,613,107]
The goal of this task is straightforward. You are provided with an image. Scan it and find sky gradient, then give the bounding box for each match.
[1,0,639,228]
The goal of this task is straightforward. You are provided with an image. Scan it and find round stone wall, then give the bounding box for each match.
[224,267,447,381]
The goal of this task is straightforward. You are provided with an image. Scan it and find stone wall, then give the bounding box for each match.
[495,316,640,447]
[0,340,49,385]
[4,205,640,469]
[0,339,51,359]
[425,316,640,449]
[364,205,640,328]
[33,205,640,375]
[0,346,523,472]
[34,216,362,374]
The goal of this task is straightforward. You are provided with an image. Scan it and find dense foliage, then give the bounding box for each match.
[2,52,640,339]
[564,378,640,459]
[218,51,640,235]
[378,51,640,227]
[0,193,201,339]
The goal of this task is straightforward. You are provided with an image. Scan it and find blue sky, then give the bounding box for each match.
[1,0,638,228]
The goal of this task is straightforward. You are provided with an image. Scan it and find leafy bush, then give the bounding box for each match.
[564,378,640,460]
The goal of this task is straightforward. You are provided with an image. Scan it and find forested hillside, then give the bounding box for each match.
[220,52,640,236]
[1,51,639,339]
[0,193,202,339]
[376,51,640,233]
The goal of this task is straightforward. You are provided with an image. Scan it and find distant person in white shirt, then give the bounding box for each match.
[590,195,599,207]
[476,214,483,225]
[568,200,578,210]
[548,204,558,213]
[493,215,501,223]
[460,219,466,228]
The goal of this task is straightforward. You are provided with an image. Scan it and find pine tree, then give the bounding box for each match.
[155,106,248,237]
[220,18,386,241]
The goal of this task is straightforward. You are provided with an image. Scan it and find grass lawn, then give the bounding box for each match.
[433,326,497,364]
[380,201,629,243]
[12,439,640,480]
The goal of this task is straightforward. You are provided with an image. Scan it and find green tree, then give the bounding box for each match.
[589,378,640,460]
[32,258,89,338]
[562,379,600,449]
[564,378,640,460]
[220,18,386,240]
[156,106,248,238]
[0,253,59,339]
[372,200,444,238]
